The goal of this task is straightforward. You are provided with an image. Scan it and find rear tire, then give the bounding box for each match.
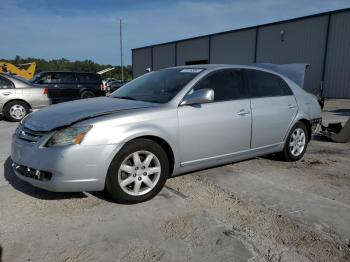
[278,122,308,162]
[106,139,169,204]
[3,101,30,122]
[80,90,95,99]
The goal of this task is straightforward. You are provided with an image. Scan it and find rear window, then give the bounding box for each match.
[77,73,101,84]
[245,69,293,98]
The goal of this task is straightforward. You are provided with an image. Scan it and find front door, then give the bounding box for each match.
[43,72,77,103]
[178,69,252,165]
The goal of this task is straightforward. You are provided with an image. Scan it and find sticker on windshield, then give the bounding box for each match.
[180,69,203,73]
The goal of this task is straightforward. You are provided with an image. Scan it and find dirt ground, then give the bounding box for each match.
[0,99,349,262]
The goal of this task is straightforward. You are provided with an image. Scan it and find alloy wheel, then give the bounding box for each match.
[289,128,306,157]
[117,150,161,196]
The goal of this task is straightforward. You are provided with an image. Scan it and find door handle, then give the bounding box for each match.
[54,84,59,88]
[2,92,11,96]
[288,104,297,110]
[237,109,250,116]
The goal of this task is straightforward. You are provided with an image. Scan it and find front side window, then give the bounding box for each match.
[193,69,247,102]
[245,69,293,98]
[0,76,14,89]
[112,68,203,103]
[41,73,61,84]
[37,73,75,84]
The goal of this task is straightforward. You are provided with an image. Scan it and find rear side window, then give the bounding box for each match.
[245,69,293,98]
[77,73,101,84]
[194,69,247,102]
[60,73,76,83]
[0,76,14,89]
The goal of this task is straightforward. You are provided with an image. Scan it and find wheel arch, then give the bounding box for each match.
[283,113,312,143]
[3,99,32,112]
[125,135,175,176]
[80,88,97,96]
[298,118,312,142]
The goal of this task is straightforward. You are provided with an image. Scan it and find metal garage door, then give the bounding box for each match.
[256,16,328,94]
[132,48,152,78]
[210,29,256,64]
[323,11,350,98]
[153,44,176,70]
[176,37,209,66]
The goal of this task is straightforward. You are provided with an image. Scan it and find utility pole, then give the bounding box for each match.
[119,19,124,82]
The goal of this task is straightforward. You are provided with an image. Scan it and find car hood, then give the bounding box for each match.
[23,97,158,131]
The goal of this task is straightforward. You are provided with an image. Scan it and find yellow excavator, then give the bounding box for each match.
[0,61,36,80]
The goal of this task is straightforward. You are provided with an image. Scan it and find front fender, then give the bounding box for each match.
[84,120,180,166]
[121,123,176,148]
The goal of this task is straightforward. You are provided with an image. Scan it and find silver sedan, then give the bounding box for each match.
[0,73,51,121]
[11,65,321,203]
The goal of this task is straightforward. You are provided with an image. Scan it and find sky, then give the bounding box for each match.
[1,0,349,65]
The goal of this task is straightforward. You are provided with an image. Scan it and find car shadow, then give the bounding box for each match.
[3,157,87,200]
[312,134,333,142]
[88,191,115,203]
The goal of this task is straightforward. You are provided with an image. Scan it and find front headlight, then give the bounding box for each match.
[46,125,92,147]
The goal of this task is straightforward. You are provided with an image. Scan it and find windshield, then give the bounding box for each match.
[111,68,204,103]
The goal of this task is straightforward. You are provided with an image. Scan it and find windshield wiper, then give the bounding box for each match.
[113,96,137,100]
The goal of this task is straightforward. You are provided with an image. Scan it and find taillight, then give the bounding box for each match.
[43,87,49,95]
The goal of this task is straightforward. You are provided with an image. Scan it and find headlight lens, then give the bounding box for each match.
[46,125,92,147]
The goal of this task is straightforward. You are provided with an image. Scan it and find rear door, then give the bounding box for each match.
[43,72,77,103]
[77,73,103,96]
[244,69,297,149]
[178,69,252,165]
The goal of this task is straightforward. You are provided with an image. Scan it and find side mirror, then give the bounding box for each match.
[181,88,214,106]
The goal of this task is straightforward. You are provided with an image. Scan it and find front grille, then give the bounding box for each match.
[15,125,47,143]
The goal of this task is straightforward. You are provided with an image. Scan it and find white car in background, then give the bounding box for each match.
[0,73,50,121]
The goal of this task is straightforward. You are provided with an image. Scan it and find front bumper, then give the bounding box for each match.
[11,134,123,192]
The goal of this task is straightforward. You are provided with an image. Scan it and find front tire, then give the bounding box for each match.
[3,101,30,122]
[278,122,308,162]
[106,139,169,204]
[80,90,95,99]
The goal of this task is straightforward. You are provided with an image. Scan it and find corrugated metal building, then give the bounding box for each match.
[132,8,350,99]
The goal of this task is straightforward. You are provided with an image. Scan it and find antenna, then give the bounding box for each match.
[119,19,124,82]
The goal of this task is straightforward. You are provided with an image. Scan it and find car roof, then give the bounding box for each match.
[162,64,304,88]
[164,64,269,70]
